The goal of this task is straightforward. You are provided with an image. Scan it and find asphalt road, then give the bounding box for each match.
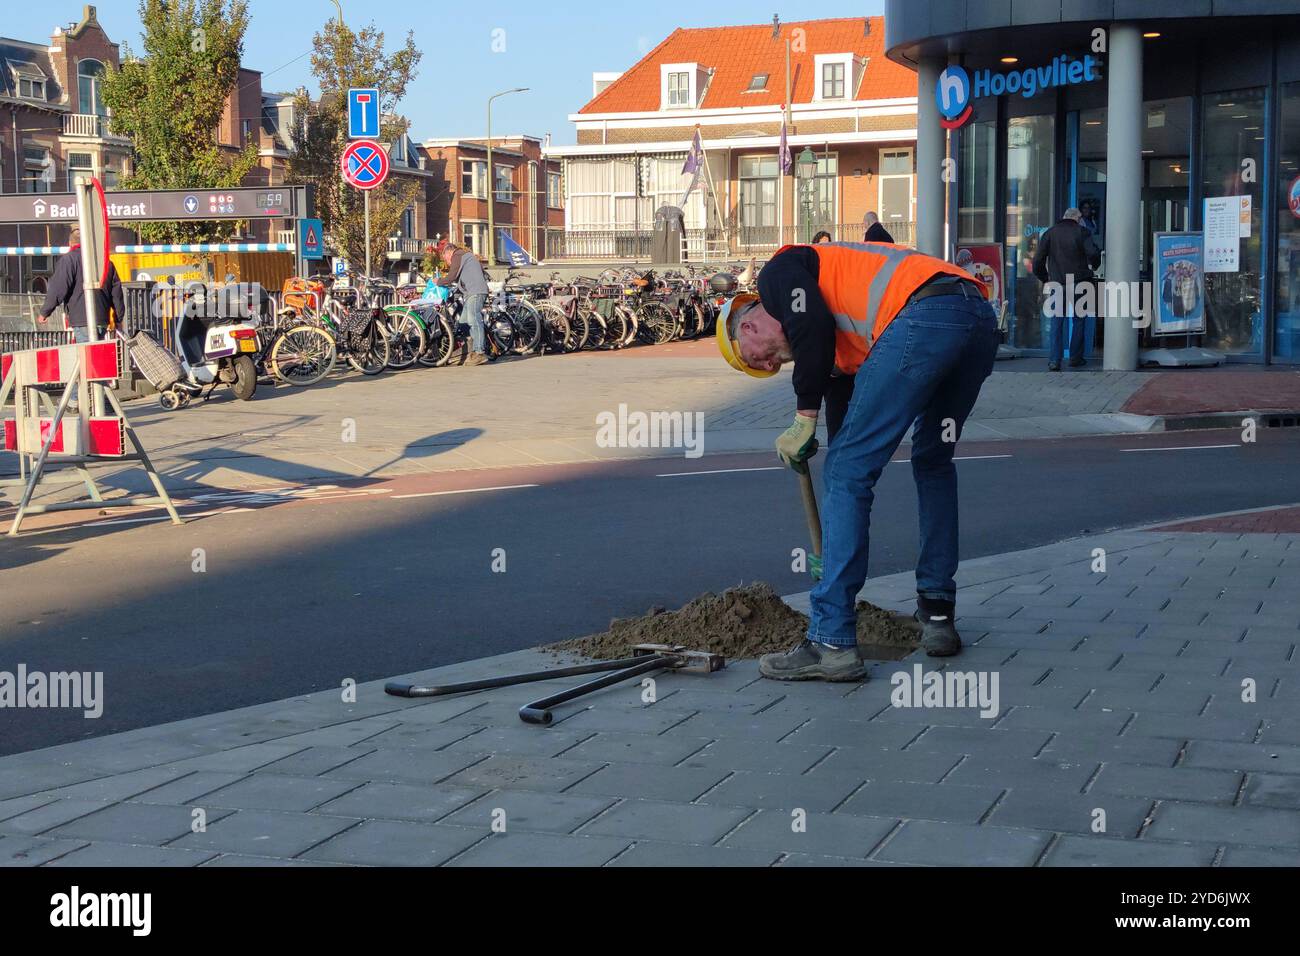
[2,427,1298,755]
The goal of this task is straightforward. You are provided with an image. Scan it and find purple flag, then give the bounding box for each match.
[779,120,792,175]
[682,128,703,176]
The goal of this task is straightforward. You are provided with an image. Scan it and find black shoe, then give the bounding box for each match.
[1068,358,1085,368]
[1047,361,1061,371]
[759,639,867,682]
[916,596,962,657]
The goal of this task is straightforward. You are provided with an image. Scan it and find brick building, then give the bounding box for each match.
[0,5,131,292]
[418,135,564,263]
[546,16,920,259]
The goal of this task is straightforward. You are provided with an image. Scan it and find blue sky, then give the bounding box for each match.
[9,1,883,144]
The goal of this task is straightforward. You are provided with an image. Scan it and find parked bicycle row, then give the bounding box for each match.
[128,259,755,410]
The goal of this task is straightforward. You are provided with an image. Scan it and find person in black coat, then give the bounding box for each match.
[863,211,895,244]
[39,225,126,342]
[1032,208,1100,370]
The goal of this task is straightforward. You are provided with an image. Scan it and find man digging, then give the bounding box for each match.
[716,241,999,681]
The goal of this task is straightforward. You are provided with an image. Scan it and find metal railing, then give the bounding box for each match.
[61,112,122,139]
[546,221,917,261]
[387,237,429,259]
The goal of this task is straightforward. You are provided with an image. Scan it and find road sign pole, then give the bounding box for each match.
[75,177,100,345]
[364,190,371,280]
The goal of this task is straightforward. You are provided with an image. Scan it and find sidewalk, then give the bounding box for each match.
[0,349,1181,502]
[2,506,1296,866]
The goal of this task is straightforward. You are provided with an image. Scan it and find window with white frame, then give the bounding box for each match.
[822,62,845,100]
[462,221,486,253]
[461,159,487,198]
[738,155,779,245]
[565,157,638,232]
[878,148,914,224]
[494,164,513,203]
[22,145,53,193]
[814,54,857,102]
[77,59,106,116]
[547,171,562,209]
[637,155,704,229]
[15,68,45,101]
[667,72,690,108]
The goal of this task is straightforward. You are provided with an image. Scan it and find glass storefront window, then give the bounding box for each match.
[1276,82,1300,362]
[957,120,996,242]
[1201,88,1266,356]
[1005,113,1055,350]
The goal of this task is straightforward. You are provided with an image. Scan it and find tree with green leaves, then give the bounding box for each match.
[101,0,259,242]
[287,19,423,274]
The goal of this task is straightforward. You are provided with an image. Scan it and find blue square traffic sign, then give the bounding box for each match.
[348,88,381,139]
[298,218,324,260]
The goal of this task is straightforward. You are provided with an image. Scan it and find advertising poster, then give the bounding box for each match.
[954,242,1003,313]
[1204,196,1240,272]
[1153,232,1206,336]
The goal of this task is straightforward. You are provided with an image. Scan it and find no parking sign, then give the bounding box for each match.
[340,139,390,191]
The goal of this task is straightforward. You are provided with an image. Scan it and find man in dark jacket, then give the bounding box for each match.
[435,240,490,366]
[863,211,894,244]
[39,226,126,342]
[1032,208,1100,370]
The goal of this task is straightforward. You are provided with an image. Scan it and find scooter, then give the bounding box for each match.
[157,282,268,410]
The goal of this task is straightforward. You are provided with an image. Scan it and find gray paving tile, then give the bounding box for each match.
[563,732,713,766]
[445,755,604,793]
[662,711,808,741]
[323,747,486,785]
[443,725,594,758]
[943,756,1100,791]
[840,779,1003,824]
[1090,764,1243,805]
[257,746,379,776]
[128,772,246,805]
[1181,739,1300,774]
[1218,845,1300,866]
[568,763,728,803]
[1241,772,1300,810]
[36,768,189,804]
[905,725,1054,758]
[578,799,752,844]
[199,773,362,812]
[160,742,308,774]
[0,795,57,824]
[813,747,963,784]
[997,706,1133,736]
[695,770,864,813]
[0,835,88,866]
[49,802,234,845]
[44,842,218,867]
[311,782,484,824]
[874,820,1051,866]
[361,723,498,751]
[988,788,1152,837]
[607,841,778,867]
[301,820,484,866]
[1125,712,1261,743]
[442,791,614,834]
[1041,834,1215,867]
[0,799,124,837]
[677,738,832,775]
[776,852,908,866]
[780,718,922,750]
[170,809,359,857]
[558,706,697,734]
[1146,802,1300,849]
[445,831,630,867]
[720,808,896,857]
[200,854,345,867]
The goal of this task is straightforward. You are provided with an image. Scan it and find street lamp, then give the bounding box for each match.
[486,87,529,267]
[796,147,818,243]
[328,0,344,25]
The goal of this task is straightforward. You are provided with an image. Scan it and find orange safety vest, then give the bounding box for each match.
[776,242,982,375]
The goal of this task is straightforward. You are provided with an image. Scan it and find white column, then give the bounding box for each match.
[915,56,945,257]
[1103,23,1143,370]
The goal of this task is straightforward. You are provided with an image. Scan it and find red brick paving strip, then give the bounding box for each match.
[1154,505,1300,533]
[1122,370,1300,416]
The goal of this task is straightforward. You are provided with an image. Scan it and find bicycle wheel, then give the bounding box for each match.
[383,308,427,370]
[568,310,591,351]
[583,310,607,350]
[636,302,677,345]
[346,325,390,375]
[537,302,576,353]
[270,324,336,386]
[504,299,543,355]
[604,306,632,349]
[417,313,456,367]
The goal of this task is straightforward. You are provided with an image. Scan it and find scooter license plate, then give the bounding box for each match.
[237,339,257,353]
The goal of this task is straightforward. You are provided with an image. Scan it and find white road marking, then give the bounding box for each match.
[1120,444,1239,453]
[391,483,540,499]
[656,466,784,477]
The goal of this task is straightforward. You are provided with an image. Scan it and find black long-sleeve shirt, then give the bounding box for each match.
[756,245,837,411]
[39,248,126,330]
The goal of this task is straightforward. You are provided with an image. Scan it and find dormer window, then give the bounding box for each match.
[660,63,709,110]
[12,61,47,101]
[747,73,769,92]
[813,53,862,102]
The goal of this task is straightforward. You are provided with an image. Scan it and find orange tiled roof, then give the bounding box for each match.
[579,17,916,114]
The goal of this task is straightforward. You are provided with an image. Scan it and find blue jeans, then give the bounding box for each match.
[808,293,1000,647]
[463,293,488,354]
[1046,306,1084,365]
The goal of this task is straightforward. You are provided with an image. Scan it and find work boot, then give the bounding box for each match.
[759,639,866,682]
[916,595,961,657]
[1047,361,1061,371]
[1068,357,1086,368]
[464,351,489,367]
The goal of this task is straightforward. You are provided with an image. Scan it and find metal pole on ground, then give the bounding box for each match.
[1103,23,1143,371]
[364,190,370,280]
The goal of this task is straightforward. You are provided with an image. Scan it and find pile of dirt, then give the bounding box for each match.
[552,582,920,661]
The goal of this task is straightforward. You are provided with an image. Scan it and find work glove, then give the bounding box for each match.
[808,552,823,582]
[775,413,819,473]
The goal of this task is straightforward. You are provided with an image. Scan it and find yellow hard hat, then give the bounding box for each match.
[715,293,775,378]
